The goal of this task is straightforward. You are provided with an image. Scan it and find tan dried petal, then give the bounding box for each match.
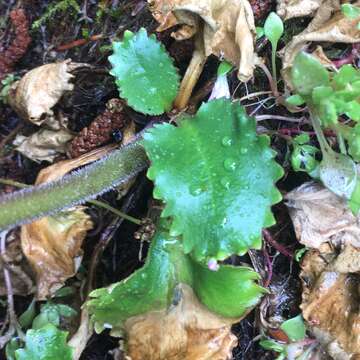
[21,146,114,299]
[124,283,237,360]
[8,60,89,125]
[286,181,360,249]
[13,128,74,163]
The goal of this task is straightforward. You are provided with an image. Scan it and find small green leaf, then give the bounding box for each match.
[87,231,265,333]
[295,247,307,262]
[6,338,22,360]
[320,152,357,199]
[217,61,233,76]
[56,304,77,318]
[280,315,306,342]
[291,52,330,95]
[349,178,360,214]
[19,300,36,329]
[312,86,333,105]
[32,304,60,329]
[286,94,305,106]
[341,3,360,19]
[264,12,284,48]
[54,286,75,298]
[259,339,286,353]
[256,26,264,39]
[143,99,283,261]
[15,324,72,360]
[333,65,360,87]
[109,28,180,115]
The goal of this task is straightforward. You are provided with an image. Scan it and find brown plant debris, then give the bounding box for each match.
[125,283,237,360]
[286,181,360,249]
[68,98,130,158]
[20,146,115,299]
[287,182,360,359]
[278,0,360,87]
[148,0,257,109]
[249,0,272,20]
[0,9,31,81]
[300,248,360,359]
[8,60,89,125]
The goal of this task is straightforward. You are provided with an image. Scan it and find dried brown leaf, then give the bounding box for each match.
[148,0,256,81]
[278,0,360,87]
[21,146,114,299]
[300,249,360,359]
[13,128,74,163]
[286,182,360,249]
[124,283,237,360]
[8,60,89,125]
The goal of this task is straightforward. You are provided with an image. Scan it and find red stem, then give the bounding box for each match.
[262,229,293,258]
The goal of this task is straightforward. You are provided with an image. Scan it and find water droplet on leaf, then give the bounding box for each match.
[224,158,237,171]
[221,136,233,147]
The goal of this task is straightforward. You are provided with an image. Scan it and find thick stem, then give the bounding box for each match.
[271,48,278,94]
[0,139,148,231]
[174,33,206,110]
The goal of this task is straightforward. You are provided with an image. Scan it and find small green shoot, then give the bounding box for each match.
[264,12,284,89]
[280,315,306,342]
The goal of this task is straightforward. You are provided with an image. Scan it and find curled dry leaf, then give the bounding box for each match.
[278,0,360,87]
[125,283,237,360]
[21,146,114,299]
[8,60,89,125]
[287,182,360,358]
[148,0,256,108]
[276,0,331,21]
[286,182,360,249]
[13,128,74,163]
[300,248,360,359]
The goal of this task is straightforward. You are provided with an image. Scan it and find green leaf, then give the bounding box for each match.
[143,99,283,261]
[109,28,179,115]
[32,304,60,329]
[341,3,360,19]
[349,178,360,214]
[256,26,264,39]
[259,339,285,353]
[87,231,265,333]
[291,52,330,95]
[295,247,307,262]
[320,152,357,199]
[6,338,22,360]
[280,315,306,342]
[217,61,233,76]
[333,65,360,87]
[286,94,305,106]
[264,12,284,48]
[15,324,72,360]
[19,300,36,329]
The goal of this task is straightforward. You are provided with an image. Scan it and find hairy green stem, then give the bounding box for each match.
[0,140,148,231]
[0,179,141,225]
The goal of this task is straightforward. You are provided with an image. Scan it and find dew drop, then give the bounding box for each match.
[223,158,237,171]
[220,177,231,189]
[240,147,248,154]
[221,136,233,147]
[189,184,203,196]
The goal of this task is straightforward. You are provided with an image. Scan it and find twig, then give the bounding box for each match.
[56,34,104,51]
[0,123,24,151]
[0,231,23,348]
[239,91,272,102]
[255,115,305,123]
[262,229,293,258]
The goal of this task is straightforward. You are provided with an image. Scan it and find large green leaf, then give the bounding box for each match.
[143,99,283,261]
[15,324,72,360]
[87,230,265,334]
[291,52,329,96]
[109,28,180,115]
